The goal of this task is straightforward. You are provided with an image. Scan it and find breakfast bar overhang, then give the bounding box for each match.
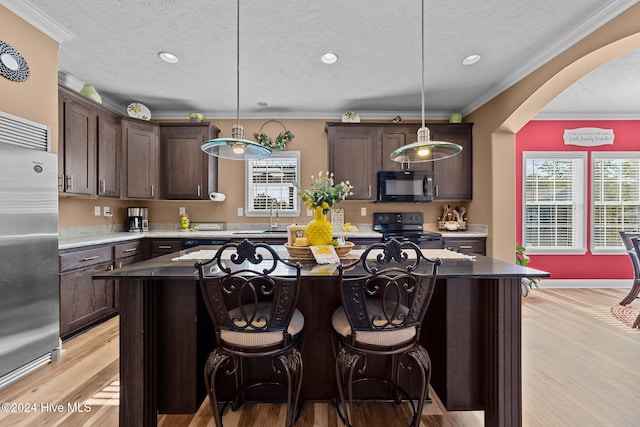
[94,245,548,427]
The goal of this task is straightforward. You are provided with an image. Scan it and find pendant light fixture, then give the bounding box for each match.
[201,0,271,160]
[390,0,462,165]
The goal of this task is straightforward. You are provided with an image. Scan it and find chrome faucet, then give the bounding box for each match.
[269,197,279,230]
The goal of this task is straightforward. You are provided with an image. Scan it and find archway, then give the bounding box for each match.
[465,7,640,262]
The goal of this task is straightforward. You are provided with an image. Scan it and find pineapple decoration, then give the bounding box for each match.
[299,171,353,246]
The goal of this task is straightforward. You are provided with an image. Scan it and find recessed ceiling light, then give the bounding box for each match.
[321,52,338,65]
[158,51,179,64]
[462,54,481,66]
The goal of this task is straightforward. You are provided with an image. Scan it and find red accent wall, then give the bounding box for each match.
[516,120,640,280]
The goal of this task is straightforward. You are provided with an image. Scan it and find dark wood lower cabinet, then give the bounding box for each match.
[59,261,114,338]
[60,240,148,338]
[444,236,486,255]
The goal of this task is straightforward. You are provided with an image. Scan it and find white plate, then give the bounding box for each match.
[127,102,151,120]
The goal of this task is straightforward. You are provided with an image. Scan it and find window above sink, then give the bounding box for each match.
[245,151,301,217]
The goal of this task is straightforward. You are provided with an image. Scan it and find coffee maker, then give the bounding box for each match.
[126,207,148,232]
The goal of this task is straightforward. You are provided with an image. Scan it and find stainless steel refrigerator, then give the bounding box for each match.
[0,116,60,389]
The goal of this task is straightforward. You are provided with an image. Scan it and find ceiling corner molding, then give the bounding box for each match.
[533,110,640,120]
[463,0,640,116]
[1,0,75,43]
[57,71,126,114]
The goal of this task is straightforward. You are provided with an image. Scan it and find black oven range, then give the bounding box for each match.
[373,212,444,249]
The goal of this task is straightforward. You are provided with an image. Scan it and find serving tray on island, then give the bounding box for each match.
[284,241,354,259]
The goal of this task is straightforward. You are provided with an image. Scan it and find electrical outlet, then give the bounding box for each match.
[307,208,313,216]
[361,207,367,216]
[237,207,243,216]
[94,206,101,216]
[179,207,186,216]
[103,206,111,217]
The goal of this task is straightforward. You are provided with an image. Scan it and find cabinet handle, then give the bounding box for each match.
[459,245,473,249]
[435,184,439,197]
[99,179,105,193]
[158,245,172,249]
[82,255,100,261]
[66,175,73,190]
[108,264,114,271]
[123,248,137,253]
[58,175,64,190]
[368,185,372,198]
[118,262,122,268]
[151,185,154,197]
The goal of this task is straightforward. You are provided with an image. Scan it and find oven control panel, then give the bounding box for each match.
[373,212,423,225]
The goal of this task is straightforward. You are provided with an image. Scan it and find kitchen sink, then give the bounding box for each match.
[232,229,288,235]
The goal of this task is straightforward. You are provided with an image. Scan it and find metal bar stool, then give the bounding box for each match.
[195,239,304,427]
[331,238,441,427]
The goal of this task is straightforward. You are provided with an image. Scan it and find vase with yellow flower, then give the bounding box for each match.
[299,171,353,246]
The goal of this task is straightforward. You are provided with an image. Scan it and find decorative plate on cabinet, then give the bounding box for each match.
[341,111,360,123]
[0,41,30,82]
[127,102,151,120]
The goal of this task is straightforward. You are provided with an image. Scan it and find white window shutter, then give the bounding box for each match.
[245,151,301,217]
[522,152,586,254]
[592,153,640,253]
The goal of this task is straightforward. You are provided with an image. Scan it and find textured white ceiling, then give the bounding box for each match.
[17,0,640,119]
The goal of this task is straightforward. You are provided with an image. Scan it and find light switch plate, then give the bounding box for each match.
[360,207,367,216]
[94,206,101,216]
[179,207,186,216]
[237,207,243,216]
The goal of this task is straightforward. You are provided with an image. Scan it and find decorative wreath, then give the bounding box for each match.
[254,120,294,151]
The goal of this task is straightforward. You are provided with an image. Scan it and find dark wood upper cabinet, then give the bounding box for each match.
[326,124,379,200]
[121,118,160,199]
[97,111,121,197]
[59,91,97,195]
[326,122,473,201]
[428,123,473,200]
[58,85,123,197]
[160,123,220,200]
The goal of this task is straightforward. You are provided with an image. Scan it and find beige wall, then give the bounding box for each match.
[0,5,59,152]
[60,118,452,229]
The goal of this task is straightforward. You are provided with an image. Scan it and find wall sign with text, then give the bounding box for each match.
[563,127,614,146]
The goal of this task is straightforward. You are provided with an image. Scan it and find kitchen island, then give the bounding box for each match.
[94,244,547,427]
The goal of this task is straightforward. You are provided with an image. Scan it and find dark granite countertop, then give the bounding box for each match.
[94,244,548,281]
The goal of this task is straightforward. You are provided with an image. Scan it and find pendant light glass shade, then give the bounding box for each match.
[201,0,271,161]
[391,0,462,164]
[201,125,271,160]
[390,127,462,163]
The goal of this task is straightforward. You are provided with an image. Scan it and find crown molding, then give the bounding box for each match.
[1,0,75,42]
[533,111,640,120]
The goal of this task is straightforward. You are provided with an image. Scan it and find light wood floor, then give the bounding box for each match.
[0,288,638,426]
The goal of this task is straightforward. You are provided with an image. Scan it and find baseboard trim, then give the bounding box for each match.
[539,279,631,288]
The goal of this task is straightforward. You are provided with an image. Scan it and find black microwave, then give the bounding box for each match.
[377,170,434,202]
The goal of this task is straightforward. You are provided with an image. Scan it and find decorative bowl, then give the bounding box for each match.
[284,241,354,259]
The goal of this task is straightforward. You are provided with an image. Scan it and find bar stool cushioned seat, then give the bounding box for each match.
[223,302,305,347]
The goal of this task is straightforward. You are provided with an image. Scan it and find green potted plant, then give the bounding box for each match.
[516,243,540,297]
